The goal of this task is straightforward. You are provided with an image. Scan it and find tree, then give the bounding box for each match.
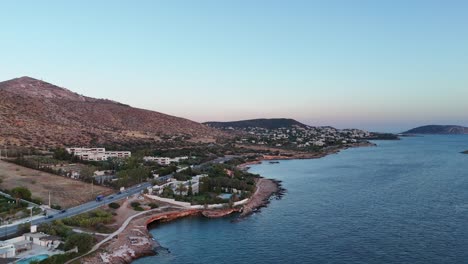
[18,223,31,233]
[64,233,95,253]
[11,187,32,204]
[175,183,187,196]
[80,166,95,183]
[162,186,174,197]
[187,181,193,196]
[53,148,72,160]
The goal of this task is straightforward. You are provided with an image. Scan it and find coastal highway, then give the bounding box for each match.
[0,156,238,238]
[0,182,152,238]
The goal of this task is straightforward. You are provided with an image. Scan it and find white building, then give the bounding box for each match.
[0,243,15,258]
[143,156,188,165]
[66,147,131,161]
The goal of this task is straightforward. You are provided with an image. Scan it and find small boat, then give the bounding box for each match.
[269,161,280,164]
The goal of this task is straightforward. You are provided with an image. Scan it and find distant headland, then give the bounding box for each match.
[403,125,468,135]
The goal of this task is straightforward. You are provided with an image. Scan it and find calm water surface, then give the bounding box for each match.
[135,135,468,264]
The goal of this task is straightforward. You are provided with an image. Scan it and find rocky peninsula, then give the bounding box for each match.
[78,177,280,264]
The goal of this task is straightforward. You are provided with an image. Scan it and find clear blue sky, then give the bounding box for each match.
[1,0,467,132]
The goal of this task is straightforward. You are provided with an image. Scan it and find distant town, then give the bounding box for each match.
[228,125,371,149]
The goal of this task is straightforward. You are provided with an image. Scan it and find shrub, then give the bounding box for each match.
[108,202,120,209]
[133,206,144,211]
[51,204,62,210]
[148,203,159,209]
[64,233,95,253]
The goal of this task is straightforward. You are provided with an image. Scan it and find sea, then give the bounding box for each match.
[134,135,468,264]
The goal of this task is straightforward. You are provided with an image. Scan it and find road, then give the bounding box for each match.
[0,156,238,238]
[0,182,152,238]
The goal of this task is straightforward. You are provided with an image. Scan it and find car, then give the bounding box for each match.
[108,196,114,199]
[137,184,142,188]
[60,209,67,213]
[47,215,54,219]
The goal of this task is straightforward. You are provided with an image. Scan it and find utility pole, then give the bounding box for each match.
[48,191,51,208]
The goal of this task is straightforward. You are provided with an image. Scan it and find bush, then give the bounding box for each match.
[148,203,159,209]
[51,204,62,210]
[38,221,73,239]
[133,206,144,211]
[64,233,95,253]
[62,209,113,229]
[130,201,140,208]
[108,202,120,209]
[18,223,31,233]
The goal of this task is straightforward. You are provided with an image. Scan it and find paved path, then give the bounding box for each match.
[65,206,173,264]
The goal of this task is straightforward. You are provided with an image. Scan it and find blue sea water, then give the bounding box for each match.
[134,135,468,264]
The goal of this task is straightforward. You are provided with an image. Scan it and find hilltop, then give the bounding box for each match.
[0,77,226,148]
[204,118,309,130]
[403,125,468,135]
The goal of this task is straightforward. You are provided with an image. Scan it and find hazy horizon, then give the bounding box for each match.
[1,1,467,132]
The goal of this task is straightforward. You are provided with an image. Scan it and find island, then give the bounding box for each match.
[403,125,468,134]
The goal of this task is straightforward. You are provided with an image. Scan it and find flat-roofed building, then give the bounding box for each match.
[65,147,131,161]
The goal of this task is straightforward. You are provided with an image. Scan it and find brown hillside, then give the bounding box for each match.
[0,77,226,148]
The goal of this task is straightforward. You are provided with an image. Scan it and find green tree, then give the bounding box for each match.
[11,187,32,204]
[162,186,174,197]
[53,148,72,160]
[64,233,95,253]
[187,181,193,196]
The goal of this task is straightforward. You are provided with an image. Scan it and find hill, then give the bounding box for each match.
[0,77,225,148]
[204,118,309,130]
[403,125,468,135]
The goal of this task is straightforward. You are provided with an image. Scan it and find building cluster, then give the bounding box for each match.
[143,156,189,165]
[233,125,371,149]
[65,147,131,161]
[0,226,63,259]
[152,174,207,196]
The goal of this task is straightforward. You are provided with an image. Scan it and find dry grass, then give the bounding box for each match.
[0,160,113,208]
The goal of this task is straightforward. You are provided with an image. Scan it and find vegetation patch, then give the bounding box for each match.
[62,209,114,229]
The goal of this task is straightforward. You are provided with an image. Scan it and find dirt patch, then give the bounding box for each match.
[0,160,112,208]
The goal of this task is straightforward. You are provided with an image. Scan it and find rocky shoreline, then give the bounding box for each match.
[80,142,374,263]
[80,178,279,264]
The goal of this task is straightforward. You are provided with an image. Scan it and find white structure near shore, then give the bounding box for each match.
[0,228,63,259]
[66,147,131,161]
[143,156,189,165]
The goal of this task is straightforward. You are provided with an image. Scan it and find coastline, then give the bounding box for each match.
[79,178,278,264]
[239,141,376,169]
[79,141,374,263]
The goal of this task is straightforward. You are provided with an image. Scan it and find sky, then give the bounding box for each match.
[1,0,467,132]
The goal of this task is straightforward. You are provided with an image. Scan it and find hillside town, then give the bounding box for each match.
[228,125,372,149]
